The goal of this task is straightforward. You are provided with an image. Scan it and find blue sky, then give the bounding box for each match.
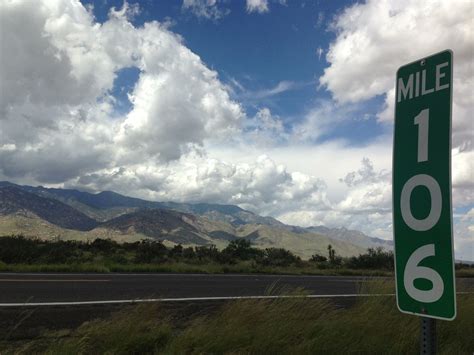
[83,0,386,144]
[1,0,472,259]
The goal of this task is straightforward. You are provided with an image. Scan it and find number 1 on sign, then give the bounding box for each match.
[414,109,429,163]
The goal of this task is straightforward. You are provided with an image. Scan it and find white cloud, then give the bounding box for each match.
[116,21,243,162]
[0,0,243,181]
[290,99,371,143]
[252,108,284,133]
[250,81,298,99]
[208,135,394,203]
[453,208,474,261]
[279,157,391,234]
[242,108,287,148]
[452,149,474,207]
[316,46,324,61]
[70,153,330,218]
[320,0,473,150]
[339,157,389,188]
[0,0,114,110]
[0,0,121,181]
[205,140,395,240]
[182,0,230,21]
[246,0,269,14]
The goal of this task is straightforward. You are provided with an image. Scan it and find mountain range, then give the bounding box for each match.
[0,181,392,259]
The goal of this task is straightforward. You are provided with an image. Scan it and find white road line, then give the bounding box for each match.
[0,293,395,307]
[0,292,471,307]
[0,279,110,282]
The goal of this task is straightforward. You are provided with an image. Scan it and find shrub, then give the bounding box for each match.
[222,239,264,261]
[134,240,168,263]
[258,248,301,267]
[310,254,327,263]
[0,235,42,263]
[88,238,119,253]
[169,244,184,258]
[346,247,394,270]
[194,245,220,263]
[182,247,196,259]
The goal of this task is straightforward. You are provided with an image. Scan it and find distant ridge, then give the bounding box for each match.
[306,225,393,250]
[0,181,391,256]
[0,181,283,227]
[0,186,98,231]
[100,209,209,245]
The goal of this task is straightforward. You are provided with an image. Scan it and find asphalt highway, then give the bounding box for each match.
[0,273,389,339]
[0,273,472,340]
[0,273,394,305]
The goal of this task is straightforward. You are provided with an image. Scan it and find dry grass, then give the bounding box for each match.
[3,280,472,354]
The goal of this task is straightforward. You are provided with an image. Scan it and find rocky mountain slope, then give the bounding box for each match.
[306,226,393,250]
[0,181,390,258]
[0,186,98,231]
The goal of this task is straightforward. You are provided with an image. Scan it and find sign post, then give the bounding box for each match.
[420,317,436,354]
[393,49,456,351]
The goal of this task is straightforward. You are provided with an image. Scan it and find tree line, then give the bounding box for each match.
[0,235,408,270]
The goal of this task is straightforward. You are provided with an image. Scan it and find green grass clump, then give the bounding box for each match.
[0,263,112,273]
[0,261,396,276]
[15,304,173,354]
[456,268,474,278]
[1,262,472,278]
[6,281,472,354]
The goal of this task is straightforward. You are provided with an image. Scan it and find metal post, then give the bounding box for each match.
[420,317,436,355]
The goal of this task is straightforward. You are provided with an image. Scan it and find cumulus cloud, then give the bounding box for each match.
[320,0,473,151]
[0,0,243,181]
[116,22,243,162]
[276,156,394,253]
[182,0,230,21]
[69,153,330,218]
[453,208,474,261]
[340,157,389,188]
[0,0,122,182]
[246,0,269,14]
[0,1,115,109]
[240,108,287,148]
[452,148,474,207]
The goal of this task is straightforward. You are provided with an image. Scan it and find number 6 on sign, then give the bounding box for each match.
[404,244,444,303]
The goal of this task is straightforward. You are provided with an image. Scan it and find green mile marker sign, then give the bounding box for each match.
[393,50,456,320]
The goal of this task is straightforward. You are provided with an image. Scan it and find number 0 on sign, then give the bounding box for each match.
[393,50,456,320]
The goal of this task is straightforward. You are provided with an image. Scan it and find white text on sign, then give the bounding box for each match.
[397,62,450,102]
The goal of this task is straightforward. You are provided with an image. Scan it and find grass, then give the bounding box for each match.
[0,260,395,276]
[1,261,472,278]
[3,281,472,354]
[455,268,474,278]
